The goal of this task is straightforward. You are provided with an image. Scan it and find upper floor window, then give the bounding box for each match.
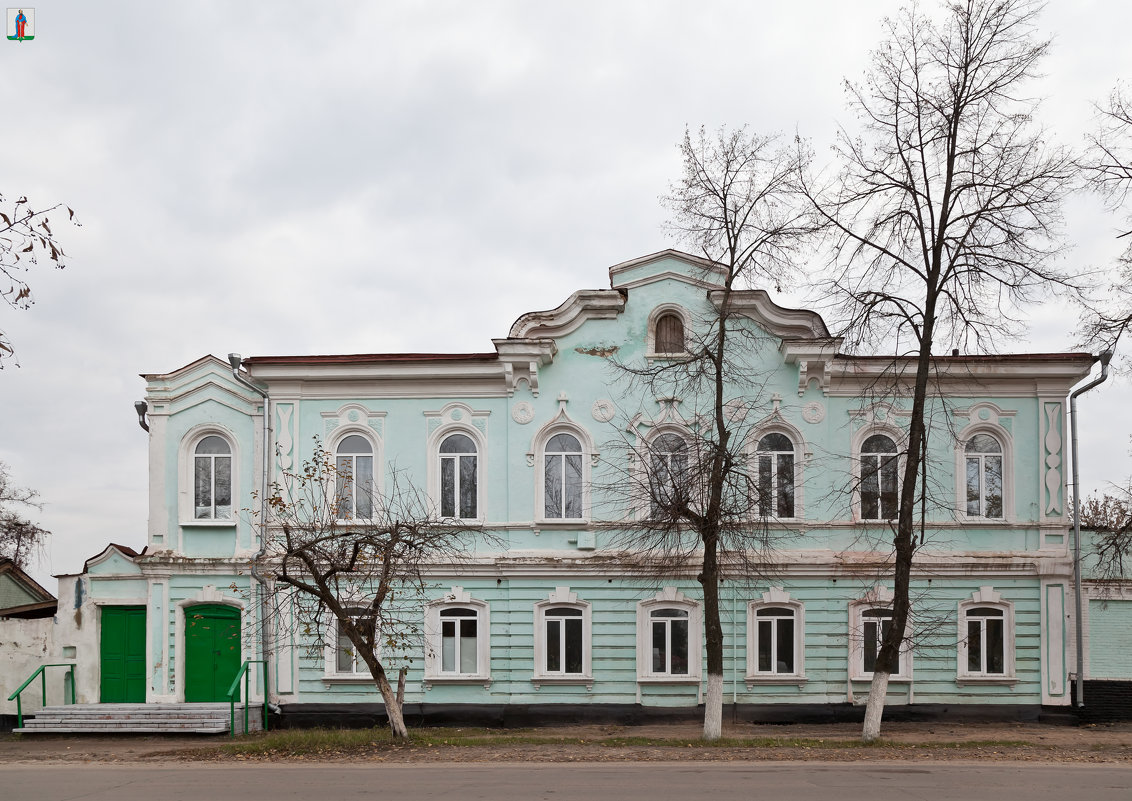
[964,434,1003,519]
[335,435,374,520]
[756,433,795,518]
[194,435,232,520]
[655,313,685,354]
[439,433,478,519]
[860,434,899,520]
[543,433,583,519]
[649,433,689,517]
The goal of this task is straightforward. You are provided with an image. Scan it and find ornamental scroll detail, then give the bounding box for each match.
[1043,402,1063,516]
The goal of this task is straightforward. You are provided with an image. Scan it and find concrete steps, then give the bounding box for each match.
[14,702,264,735]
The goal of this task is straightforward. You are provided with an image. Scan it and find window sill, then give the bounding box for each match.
[851,675,912,683]
[531,676,594,690]
[956,676,1018,687]
[637,675,701,685]
[422,676,492,690]
[322,675,376,685]
[180,520,237,528]
[534,520,590,529]
[745,675,808,688]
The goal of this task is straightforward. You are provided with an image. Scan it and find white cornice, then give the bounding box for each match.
[711,290,833,339]
[507,290,625,339]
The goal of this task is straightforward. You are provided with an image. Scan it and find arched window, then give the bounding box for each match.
[194,435,232,520]
[860,434,899,520]
[649,607,690,676]
[636,588,701,682]
[964,434,1003,518]
[439,433,478,519]
[649,433,689,517]
[958,590,1014,681]
[655,312,685,354]
[543,606,584,674]
[754,606,797,674]
[850,604,910,680]
[543,433,583,519]
[756,433,795,518]
[439,607,479,674]
[335,435,374,520]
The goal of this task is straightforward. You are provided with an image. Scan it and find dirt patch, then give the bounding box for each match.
[2,721,1131,765]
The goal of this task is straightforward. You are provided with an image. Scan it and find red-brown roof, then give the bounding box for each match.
[244,353,498,366]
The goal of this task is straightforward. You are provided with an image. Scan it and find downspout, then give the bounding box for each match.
[1069,351,1111,709]
[228,353,277,709]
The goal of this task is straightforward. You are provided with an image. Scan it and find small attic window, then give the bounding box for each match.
[655,313,685,354]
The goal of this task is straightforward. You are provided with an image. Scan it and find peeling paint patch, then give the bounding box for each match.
[575,345,619,357]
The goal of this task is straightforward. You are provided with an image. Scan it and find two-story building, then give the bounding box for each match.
[49,250,1104,726]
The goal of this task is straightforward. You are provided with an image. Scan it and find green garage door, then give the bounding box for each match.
[1089,599,1132,679]
[100,606,146,702]
[184,604,242,702]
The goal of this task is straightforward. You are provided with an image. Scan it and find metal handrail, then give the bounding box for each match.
[226,659,268,738]
[7,663,76,729]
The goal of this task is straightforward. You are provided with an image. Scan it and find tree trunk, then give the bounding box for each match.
[396,666,407,711]
[700,538,724,740]
[375,669,409,740]
[861,669,890,742]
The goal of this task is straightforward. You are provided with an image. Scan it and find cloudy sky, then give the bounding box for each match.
[1,1,1128,585]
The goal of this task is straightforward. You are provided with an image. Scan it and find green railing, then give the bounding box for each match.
[7,663,76,729]
[226,659,268,738]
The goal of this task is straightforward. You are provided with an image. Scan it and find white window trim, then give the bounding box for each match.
[426,413,488,523]
[329,427,382,523]
[636,587,702,684]
[746,587,806,686]
[178,425,239,527]
[530,418,596,525]
[957,586,1017,685]
[852,425,907,523]
[323,605,378,684]
[849,587,912,682]
[750,421,807,522]
[532,587,593,688]
[422,587,491,688]
[954,424,1015,523]
[646,303,692,360]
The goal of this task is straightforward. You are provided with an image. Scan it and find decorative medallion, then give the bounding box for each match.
[511,401,535,425]
[449,409,463,422]
[347,409,361,422]
[801,401,825,424]
[591,399,615,423]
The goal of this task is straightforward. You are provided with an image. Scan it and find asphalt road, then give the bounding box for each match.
[3,762,1131,801]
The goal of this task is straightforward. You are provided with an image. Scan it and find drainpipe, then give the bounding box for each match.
[228,353,275,708]
[1069,351,1111,709]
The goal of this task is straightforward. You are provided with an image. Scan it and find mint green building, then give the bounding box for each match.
[56,251,1106,725]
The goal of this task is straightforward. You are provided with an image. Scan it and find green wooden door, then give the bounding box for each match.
[100,606,147,703]
[183,604,241,702]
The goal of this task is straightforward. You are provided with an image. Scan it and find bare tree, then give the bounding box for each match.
[0,460,50,568]
[0,192,77,364]
[258,439,483,740]
[604,126,817,740]
[1077,489,1132,586]
[800,0,1077,741]
[1080,83,1132,357]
